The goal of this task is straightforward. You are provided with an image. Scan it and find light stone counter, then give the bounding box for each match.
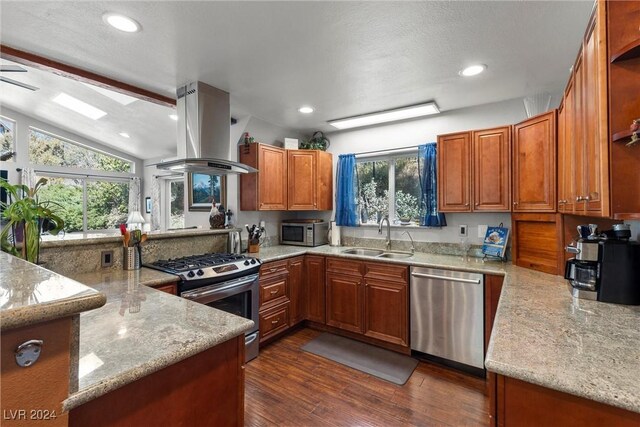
[0,252,106,331]
[256,245,640,414]
[63,267,254,411]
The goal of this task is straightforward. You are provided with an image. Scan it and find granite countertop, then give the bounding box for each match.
[41,227,239,248]
[256,244,640,414]
[62,267,254,411]
[0,253,106,331]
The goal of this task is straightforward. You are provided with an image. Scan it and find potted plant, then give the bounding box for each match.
[1,177,64,264]
[300,131,330,151]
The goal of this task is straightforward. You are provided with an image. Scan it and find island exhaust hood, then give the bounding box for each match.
[156,82,257,174]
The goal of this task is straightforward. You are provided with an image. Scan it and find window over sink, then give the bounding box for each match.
[356,153,422,226]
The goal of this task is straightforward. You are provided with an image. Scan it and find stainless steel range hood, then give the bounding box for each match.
[156,82,257,174]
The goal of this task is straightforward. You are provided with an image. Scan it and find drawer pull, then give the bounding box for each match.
[270,289,279,295]
[269,267,278,273]
[271,319,279,325]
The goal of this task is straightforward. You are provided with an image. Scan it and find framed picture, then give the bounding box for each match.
[145,197,152,214]
[187,173,226,211]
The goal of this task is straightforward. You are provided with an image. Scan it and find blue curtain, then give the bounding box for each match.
[418,143,447,227]
[335,154,359,226]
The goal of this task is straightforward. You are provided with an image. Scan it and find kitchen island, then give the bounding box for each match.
[1,253,254,427]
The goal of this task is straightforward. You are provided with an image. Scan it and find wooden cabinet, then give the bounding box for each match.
[288,256,305,325]
[363,278,408,347]
[437,132,471,212]
[240,144,333,211]
[153,282,177,295]
[287,150,333,211]
[258,259,290,344]
[472,127,511,211]
[558,1,640,219]
[438,127,511,213]
[511,213,563,275]
[324,257,409,349]
[305,255,326,324]
[324,258,363,333]
[492,375,640,427]
[512,111,557,212]
[240,143,287,210]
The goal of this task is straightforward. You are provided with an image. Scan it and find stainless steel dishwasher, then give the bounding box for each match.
[410,266,484,370]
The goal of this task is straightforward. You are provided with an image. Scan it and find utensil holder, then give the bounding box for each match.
[248,239,260,254]
[123,247,141,270]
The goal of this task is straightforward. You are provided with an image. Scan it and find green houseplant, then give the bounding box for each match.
[1,177,64,263]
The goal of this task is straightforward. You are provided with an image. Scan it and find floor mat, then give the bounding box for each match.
[301,332,418,385]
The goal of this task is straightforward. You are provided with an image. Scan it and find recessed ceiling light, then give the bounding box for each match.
[328,102,440,130]
[459,64,487,77]
[119,132,130,138]
[298,106,314,114]
[169,114,178,121]
[52,93,107,120]
[103,13,141,33]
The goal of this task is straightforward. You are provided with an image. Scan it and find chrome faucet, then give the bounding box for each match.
[403,230,415,254]
[378,216,391,250]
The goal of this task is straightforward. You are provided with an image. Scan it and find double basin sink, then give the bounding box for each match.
[341,248,413,259]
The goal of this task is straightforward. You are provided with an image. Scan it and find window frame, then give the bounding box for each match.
[0,115,17,162]
[356,150,422,227]
[164,177,185,230]
[35,172,131,234]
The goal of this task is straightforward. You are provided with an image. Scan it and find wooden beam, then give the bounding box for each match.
[0,44,176,108]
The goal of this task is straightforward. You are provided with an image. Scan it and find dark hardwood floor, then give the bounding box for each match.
[245,328,489,427]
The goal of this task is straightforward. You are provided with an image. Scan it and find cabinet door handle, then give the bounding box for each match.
[465,203,469,207]
[270,289,279,295]
[513,201,518,206]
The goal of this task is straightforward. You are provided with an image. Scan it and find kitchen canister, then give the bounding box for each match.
[123,247,141,270]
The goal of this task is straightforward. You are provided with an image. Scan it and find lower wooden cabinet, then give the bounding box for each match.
[326,272,363,334]
[305,255,326,324]
[259,302,290,342]
[288,257,305,325]
[363,278,408,346]
[490,375,640,427]
[152,282,178,295]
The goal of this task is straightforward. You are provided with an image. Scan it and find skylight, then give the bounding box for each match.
[52,93,107,120]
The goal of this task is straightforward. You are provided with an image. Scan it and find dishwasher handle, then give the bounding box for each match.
[411,272,481,285]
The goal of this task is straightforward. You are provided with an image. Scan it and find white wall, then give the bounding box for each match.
[325,96,545,244]
[0,106,143,184]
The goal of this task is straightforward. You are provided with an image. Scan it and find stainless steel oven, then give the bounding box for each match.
[180,274,260,362]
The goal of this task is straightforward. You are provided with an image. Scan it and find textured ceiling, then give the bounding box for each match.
[0,1,593,159]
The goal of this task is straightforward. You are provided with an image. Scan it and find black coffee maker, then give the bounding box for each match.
[565,229,640,305]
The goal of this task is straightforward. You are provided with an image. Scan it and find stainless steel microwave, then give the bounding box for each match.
[280,221,329,247]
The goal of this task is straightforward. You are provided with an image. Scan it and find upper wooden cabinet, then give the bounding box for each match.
[240,143,287,210]
[437,132,472,212]
[472,127,512,211]
[287,150,333,211]
[438,128,511,213]
[558,1,640,219]
[512,111,557,213]
[240,144,333,211]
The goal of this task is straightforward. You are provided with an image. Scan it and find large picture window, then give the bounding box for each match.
[29,128,133,173]
[37,175,130,233]
[357,154,422,225]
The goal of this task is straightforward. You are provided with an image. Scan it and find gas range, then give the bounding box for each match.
[144,253,261,285]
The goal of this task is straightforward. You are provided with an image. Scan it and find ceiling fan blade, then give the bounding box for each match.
[0,76,39,91]
[0,65,28,72]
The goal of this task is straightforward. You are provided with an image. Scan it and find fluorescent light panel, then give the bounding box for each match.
[53,93,107,120]
[82,82,138,105]
[328,102,440,130]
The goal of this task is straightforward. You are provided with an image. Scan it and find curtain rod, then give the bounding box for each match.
[353,142,435,159]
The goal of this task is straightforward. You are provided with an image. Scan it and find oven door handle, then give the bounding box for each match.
[181,275,258,301]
